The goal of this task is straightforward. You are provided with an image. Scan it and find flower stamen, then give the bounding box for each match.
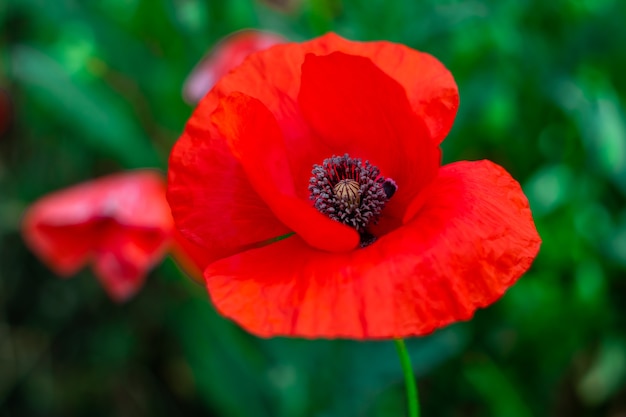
[308,154,397,246]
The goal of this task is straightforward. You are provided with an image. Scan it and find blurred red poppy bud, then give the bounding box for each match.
[183,30,286,105]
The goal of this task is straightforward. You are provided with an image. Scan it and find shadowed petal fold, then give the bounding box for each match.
[211,92,359,252]
[93,226,170,302]
[167,124,291,259]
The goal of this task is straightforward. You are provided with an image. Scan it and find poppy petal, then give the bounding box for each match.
[211,92,359,252]
[204,160,541,338]
[298,51,441,216]
[167,126,291,257]
[318,33,459,144]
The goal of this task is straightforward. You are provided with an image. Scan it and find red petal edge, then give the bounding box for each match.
[204,160,541,339]
[170,228,213,284]
[167,121,291,259]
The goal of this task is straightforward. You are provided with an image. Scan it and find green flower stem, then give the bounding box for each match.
[394,338,420,417]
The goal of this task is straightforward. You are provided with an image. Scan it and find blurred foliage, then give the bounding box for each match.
[1,0,626,416]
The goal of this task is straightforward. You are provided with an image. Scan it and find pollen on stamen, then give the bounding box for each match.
[308,154,397,246]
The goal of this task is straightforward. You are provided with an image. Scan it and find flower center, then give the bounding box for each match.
[308,154,397,245]
[333,179,361,205]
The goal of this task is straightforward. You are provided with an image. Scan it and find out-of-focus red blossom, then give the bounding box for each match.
[183,30,286,105]
[22,171,206,302]
[167,33,542,339]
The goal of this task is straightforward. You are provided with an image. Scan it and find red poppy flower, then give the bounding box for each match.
[22,170,205,302]
[183,30,286,105]
[167,33,541,339]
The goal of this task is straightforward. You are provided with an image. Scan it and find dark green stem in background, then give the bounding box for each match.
[394,339,420,417]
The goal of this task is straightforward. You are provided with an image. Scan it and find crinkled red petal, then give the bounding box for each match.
[298,51,440,217]
[167,123,291,258]
[324,34,459,144]
[211,92,359,252]
[204,160,541,339]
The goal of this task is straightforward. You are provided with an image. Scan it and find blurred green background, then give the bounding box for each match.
[1,0,626,416]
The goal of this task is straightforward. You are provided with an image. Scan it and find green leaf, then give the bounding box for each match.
[11,45,162,168]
